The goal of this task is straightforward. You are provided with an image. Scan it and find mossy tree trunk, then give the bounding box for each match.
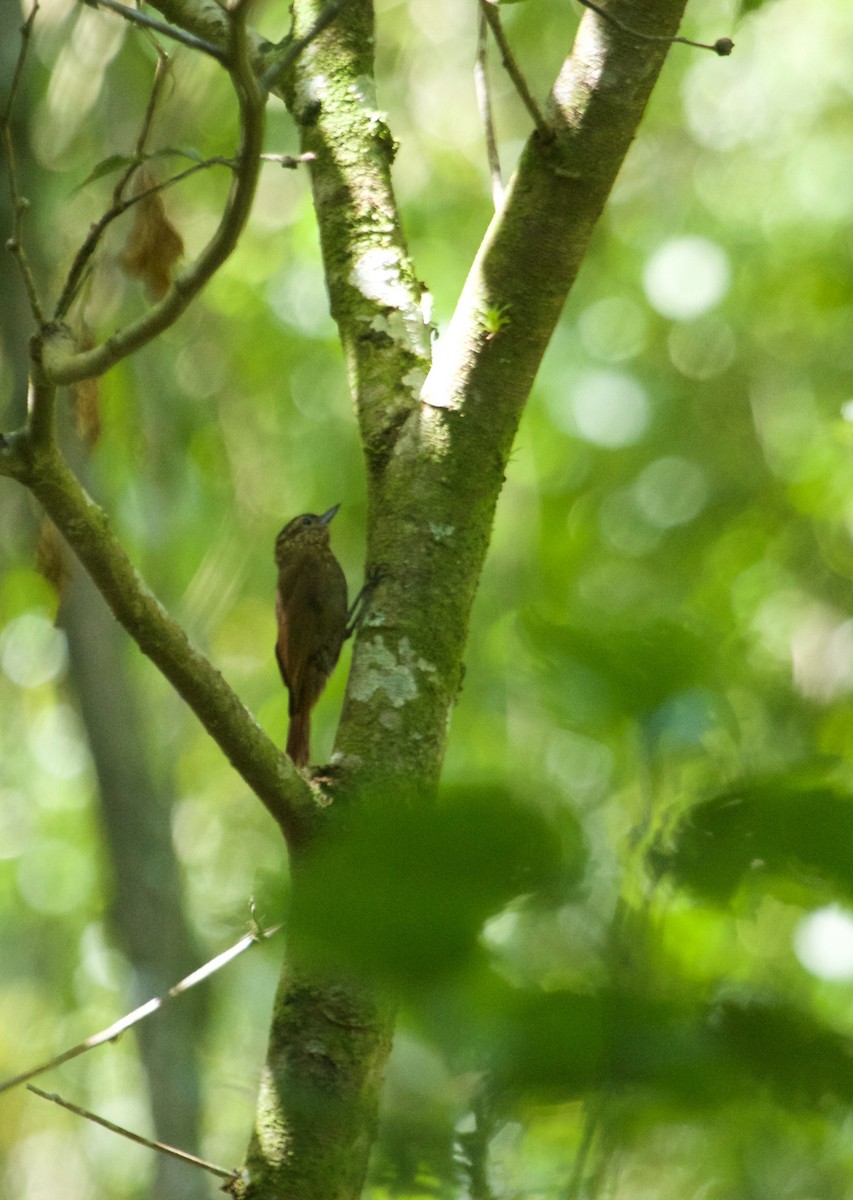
[0,1,692,1196]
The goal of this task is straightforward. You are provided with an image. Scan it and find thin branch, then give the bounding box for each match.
[574,0,734,55]
[474,8,503,209]
[21,449,319,838]
[1,2,47,326]
[86,0,228,62]
[28,1086,239,1182]
[114,45,172,206]
[51,142,314,319]
[2,143,46,325]
[54,48,176,319]
[260,0,353,91]
[8,2,330,842]
[0,923,281,1096]
[479,0,551,142]
[26,369,58,453]
[43,0,265,382]
[1,2,38,125]
[0,430,32,480]
[260,151,316,168]
[55,155,237,321]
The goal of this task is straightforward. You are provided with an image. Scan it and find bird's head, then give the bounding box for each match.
[274,504,339,566]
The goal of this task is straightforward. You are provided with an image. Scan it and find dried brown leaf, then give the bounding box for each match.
[36,518,73,600]
[70,323,101,449]
[120,168,184,300]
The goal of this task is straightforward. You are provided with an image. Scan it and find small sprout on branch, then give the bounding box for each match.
[36,518,73,599]
[479,302,512,338]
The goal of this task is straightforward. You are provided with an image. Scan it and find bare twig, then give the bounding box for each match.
[1,3,47,326]
[1,2,38,125]
[114,46,172,205]
[28,1086,239,1182]
[575,0,734,55]
[474,8,503,209]
[86,0,228,62]
[479,0,551,141]
[260,151,316,168]
[0,923,281,1095]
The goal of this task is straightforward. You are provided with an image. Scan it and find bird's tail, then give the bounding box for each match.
[286,709,311,768]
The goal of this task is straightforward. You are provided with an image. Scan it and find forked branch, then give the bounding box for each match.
[40,0,265,384]
[84,0,228,62]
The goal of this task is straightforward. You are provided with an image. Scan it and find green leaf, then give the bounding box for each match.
[739,0,777,13]
[289,787,576,987]
[69,147,207,197]
[650,766,853,904]
[70,153,140,195]
[151,146,206,164]
[523,613,716,727]
[463,982,853,1110]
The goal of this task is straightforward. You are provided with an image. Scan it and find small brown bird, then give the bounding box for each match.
[274,505,348,768]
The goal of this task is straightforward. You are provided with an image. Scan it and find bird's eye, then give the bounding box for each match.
[302,516,312,527]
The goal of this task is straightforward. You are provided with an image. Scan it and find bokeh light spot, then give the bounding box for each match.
[565,370,650,448]
[643,236,730,320]
[634,457,708,528]
[546,730,614,805]
[578,296,648,363]
[795,905,853,981]
[0,612,67,688]
[17,839,95,915]
[668,317,736,380]
[599,489,662,557]
[29,704,90,781]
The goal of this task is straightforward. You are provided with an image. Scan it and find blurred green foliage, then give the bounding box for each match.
[3,0,853,1196]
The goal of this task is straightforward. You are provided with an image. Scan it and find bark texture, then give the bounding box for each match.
[1,1,694,1197]
[237,2,690,1197]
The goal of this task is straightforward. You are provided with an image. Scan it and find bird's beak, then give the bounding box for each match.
[319,504,340,526]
